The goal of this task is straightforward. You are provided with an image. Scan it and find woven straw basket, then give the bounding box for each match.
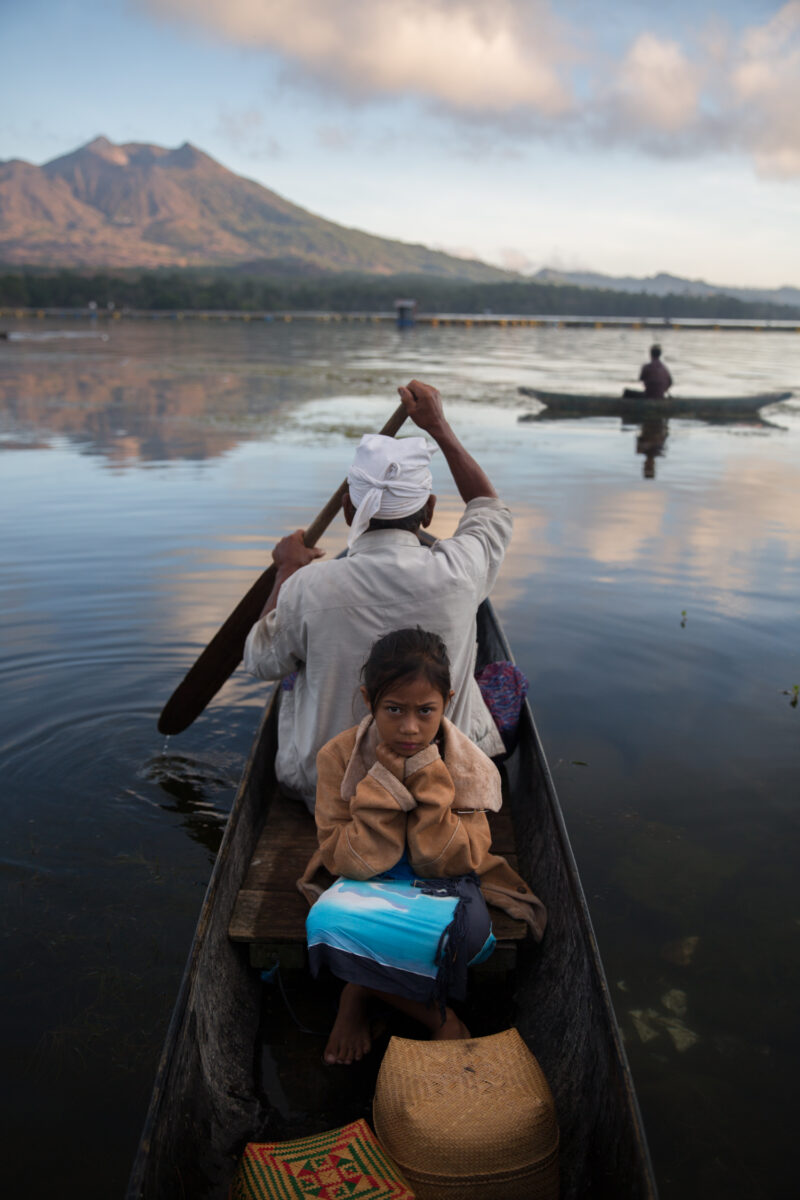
[373,1027,559,1200]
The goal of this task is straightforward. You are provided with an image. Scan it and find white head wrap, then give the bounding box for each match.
[347,433,434,548]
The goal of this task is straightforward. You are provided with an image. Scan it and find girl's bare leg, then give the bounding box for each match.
[324,983,372,1065]
[366,988,471,1040]
[324,983,470,1066]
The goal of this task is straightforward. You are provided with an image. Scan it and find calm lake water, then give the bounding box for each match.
[1,317,798,1198]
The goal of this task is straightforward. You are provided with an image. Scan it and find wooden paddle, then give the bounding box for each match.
[158,402,409,735]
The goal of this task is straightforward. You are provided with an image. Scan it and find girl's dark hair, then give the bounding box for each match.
[361,627,451,709]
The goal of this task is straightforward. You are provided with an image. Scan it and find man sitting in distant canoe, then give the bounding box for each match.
[638,344,673,398]
[242,379,510,812]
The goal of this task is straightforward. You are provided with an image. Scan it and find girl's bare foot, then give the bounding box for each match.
[324,983,372,1065]
[432,1006,471,1040]
[340,986,470,1044]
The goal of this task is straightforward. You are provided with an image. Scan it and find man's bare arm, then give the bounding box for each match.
[398,380,498,502]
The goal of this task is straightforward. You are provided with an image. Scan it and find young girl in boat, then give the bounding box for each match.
[300,627,546,1066]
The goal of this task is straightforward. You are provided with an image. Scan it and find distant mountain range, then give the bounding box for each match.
[0,136,510,280]
[0,137,796,309]
[531,268,800,314]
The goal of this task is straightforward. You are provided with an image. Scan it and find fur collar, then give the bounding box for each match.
[341,714,502,813]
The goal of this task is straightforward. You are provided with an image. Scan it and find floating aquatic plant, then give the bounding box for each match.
[661,935,700,966]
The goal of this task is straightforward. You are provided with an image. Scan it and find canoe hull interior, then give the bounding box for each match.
[127,600,658,1200]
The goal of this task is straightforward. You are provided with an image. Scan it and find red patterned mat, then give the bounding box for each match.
[229,1118,415,1200]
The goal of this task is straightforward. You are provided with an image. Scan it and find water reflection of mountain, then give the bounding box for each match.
[519,406,782,479]
[0,361,299,464]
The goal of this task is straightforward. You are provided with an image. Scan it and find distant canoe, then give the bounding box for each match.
[518,387,792,420]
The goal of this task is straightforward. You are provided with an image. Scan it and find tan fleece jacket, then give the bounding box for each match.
[297,715,547,940]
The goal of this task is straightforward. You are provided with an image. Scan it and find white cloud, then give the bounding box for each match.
[216,106,282,158]
[316,125,354,151]
[148,0,574,115]
[146,0,800,177]
[606,33,702,134]
[497,247,538,273]
[730,1,800,178]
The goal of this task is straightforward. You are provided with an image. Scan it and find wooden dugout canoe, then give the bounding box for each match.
[519,385,791,421]
[127,599,658,1200]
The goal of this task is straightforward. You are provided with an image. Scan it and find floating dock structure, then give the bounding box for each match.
[2,307,799,332]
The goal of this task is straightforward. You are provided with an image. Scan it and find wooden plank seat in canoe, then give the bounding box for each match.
[228,781,529,972]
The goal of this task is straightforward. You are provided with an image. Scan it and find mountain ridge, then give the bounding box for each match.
[0,136,513,280]
[532,267,800,312]
[2,137,796,306]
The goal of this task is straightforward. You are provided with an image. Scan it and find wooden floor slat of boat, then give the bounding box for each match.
[228,789,529,952]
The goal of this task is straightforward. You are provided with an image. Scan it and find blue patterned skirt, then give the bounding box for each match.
[306,853,495,1009]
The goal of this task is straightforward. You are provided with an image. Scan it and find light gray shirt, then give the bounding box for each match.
[243,496,512,809]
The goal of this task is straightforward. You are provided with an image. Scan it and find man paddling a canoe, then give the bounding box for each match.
[243,380,510,812]
[638,343,673,398]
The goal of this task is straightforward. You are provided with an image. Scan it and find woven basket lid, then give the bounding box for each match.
[373,1028,558,1197]
[229,1118,416,1200]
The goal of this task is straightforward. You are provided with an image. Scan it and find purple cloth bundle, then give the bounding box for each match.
[475,660,529,753]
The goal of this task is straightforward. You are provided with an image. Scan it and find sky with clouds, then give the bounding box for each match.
[2,0,799,287]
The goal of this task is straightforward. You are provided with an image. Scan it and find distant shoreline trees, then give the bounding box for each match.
[1,267,798,321]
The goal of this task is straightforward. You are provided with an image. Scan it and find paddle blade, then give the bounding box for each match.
[157,562,278,735]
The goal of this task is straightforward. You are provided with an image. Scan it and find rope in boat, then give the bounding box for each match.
[260,962,329,1037]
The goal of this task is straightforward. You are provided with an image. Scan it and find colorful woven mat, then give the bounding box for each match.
[229,1118,415,1200]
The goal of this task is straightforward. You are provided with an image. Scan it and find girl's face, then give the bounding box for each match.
[362,673,452,758]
